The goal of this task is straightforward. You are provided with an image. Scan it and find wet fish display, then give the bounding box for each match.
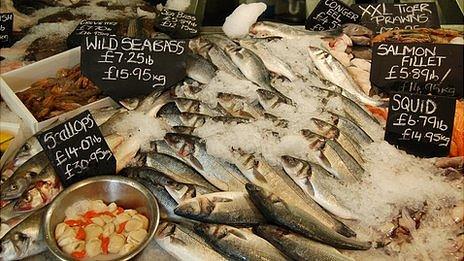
[1,5,462,259]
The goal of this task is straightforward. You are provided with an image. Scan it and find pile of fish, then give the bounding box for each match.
[0,21,462,261]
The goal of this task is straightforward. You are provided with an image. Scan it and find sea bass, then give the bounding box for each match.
[254,225,354,261]
[155,221,227,261]
[175,191,265,226]
[196,223,287,261]
[246,183,371,250]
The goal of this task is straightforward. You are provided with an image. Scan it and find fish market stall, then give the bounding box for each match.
[0,1,463,261]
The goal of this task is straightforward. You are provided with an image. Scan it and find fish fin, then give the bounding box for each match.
[211,197,233,203]
[252,167,268,184]
[228,229,248,240]
[170,236,187,246]
[188,155,204,171]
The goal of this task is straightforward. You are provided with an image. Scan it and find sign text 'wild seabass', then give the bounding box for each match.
[81,35,187,101]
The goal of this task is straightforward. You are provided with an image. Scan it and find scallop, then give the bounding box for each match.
[108,234,126,254]
[86,238,102,257]
[125,218,144,232]
[57,227,76,244]
[101,214,114,224]
[108,202,117,212]
[90,200,108,212]
[55,223,70,240]
[127,229,148,246]
[119,243,136,255]
[102,222,116,237]
[133,214,149,230]
[84,224,103,240]
[91,216,105,227]
[65,200,91,219]
[114,213,131,225]
[124,209,137,216]
[58,236,77,248]
[62,240,85,254]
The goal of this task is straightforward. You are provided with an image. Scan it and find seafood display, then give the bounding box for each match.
[0,2,463,261]
[55,200,149,258]
[15,65,104,121]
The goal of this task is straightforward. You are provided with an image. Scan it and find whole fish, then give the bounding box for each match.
[175,192,265,226]
[231,149,356,238]
[164,133,248,192]
[308,118,365,164]
[155,221,227,261]
[308,46,387,107]
[0,152,48,200]
[254,225,354,261]
[201,34,238,51]
[217,92,264,120]
[195,223,288,261]
[0,208,47,261]
[134,89,172,118]
[174,97,222,116]
[305,86,380,139]
[145,153,217,190]
[300,130,363,182]
[239,39,298,81]
[208,45,246,80]
[128,176,181,221]
[327,111,374,145]
[189,36,213,58]
[0,106,118,184]
[246,183,372,250]
[280,155,356,220]
[186,54,216,84]
[0,211,31,239]
[120,167,215,203]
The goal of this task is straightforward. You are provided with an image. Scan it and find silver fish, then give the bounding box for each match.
[174,97,222,116]
[0,152,48,200]
[120,167,215,203]
[175,192,265,226]
[327,111,374,145]
[195,223,287,261]
[0,208,47,261]
[246,183,371,250]
[186,54,216,84]
[217,92,264,120]
[300,130,363,182]
[254,225,354,261]
[308,46,387,107]
[280,155,356,220]
[231,149,355,237]
[164,133,248,192]
[145,153,217,190]
[155,222,227,261]
[239,39,298,81]
[309,118,365,164]
[208,45,245,80]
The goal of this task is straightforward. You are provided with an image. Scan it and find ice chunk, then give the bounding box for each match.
[222,3,267,39]
[165,0,191,12]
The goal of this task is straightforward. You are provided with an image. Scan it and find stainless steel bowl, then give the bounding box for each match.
[43,176,160,261]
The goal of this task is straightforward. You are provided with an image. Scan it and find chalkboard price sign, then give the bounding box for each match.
[385,92,455,158]
[67,20,119,48]
[154,8,200,39]
[371,43,463,98]
[351,2,440,34]
[38,111,116,187]
[81,35,187,101]
[0,13,14,48]
[305,0,360,31]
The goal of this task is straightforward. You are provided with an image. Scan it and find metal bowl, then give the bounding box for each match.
[43,175,159,261]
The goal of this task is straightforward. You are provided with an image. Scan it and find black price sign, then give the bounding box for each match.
[154,8,200,39]
[0,13,13,48]
[352,2,440,34]
[385,92,455,158]
[305,0,360,31]
[67,20,119,48]
[81,35,187,101]
[371,43,463,98]
[38,111,116,187]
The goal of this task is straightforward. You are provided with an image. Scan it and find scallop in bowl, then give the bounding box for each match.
[43,176,159,261]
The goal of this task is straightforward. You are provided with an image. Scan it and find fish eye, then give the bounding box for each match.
[10,184,17,190]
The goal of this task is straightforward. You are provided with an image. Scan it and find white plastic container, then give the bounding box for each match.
[0,47,117,134]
